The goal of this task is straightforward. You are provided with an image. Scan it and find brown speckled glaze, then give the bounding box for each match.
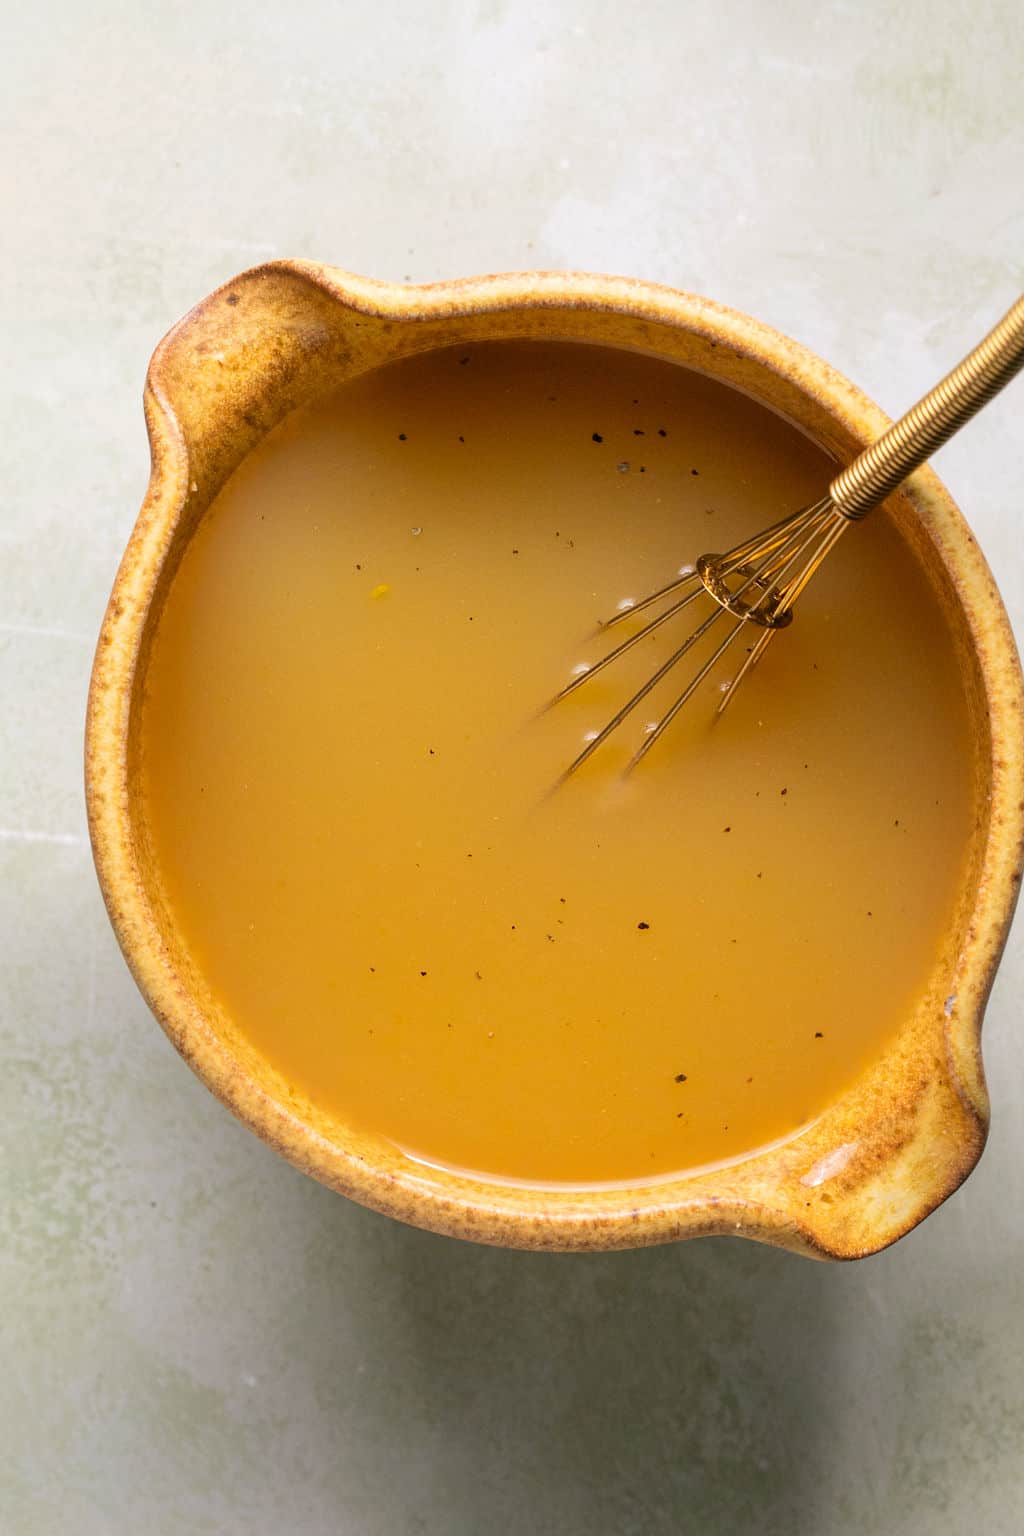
[85,263,1024,1258]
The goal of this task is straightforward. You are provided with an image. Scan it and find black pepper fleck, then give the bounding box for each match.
[657,427,667,437]
[592,432,604,443]
[674,1073,688,1083]
[814,1031,824,1039]
[398,432,407,441]
[637,921,650,930]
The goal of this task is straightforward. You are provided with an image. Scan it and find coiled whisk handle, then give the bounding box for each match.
[829,295,1024,522]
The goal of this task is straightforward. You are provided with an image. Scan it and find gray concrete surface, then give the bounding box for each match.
[3,2,1023,1531]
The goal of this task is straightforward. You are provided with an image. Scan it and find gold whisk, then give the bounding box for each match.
[557,294,1024,776]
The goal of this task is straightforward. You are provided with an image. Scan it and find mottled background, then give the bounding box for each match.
[3,1,1023,1531]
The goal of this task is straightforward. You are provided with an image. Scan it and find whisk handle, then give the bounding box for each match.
[829,294,1024,521]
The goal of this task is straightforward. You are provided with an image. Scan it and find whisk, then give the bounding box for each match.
[557,295,1024,775]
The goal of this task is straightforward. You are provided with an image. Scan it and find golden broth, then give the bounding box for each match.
[140,341,976,1185]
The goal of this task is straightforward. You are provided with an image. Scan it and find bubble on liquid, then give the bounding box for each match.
[678,563,696,576]
[719,680,732,693]
[616,598,636,612]
[410,526,422,536]
[571,662,591,678]
[582,729,600,744]
[643,721,659,735]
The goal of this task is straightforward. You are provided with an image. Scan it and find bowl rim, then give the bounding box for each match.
[85,262,1024,1257]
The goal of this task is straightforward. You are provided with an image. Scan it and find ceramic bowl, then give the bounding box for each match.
[86,263,1024,1257]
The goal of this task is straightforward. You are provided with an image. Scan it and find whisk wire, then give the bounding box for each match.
[560,604,726,779]
[599,568,701,631]
[711,497,836,620]
[627,615,746,768]
[715,501,823,579]
[772,512,848,613]
[554,577,703,702]
[715,626,777,716]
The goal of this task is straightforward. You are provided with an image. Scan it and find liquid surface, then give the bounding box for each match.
[141,342,976,1184]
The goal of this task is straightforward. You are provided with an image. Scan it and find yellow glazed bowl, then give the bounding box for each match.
[86,263,1024,1258]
